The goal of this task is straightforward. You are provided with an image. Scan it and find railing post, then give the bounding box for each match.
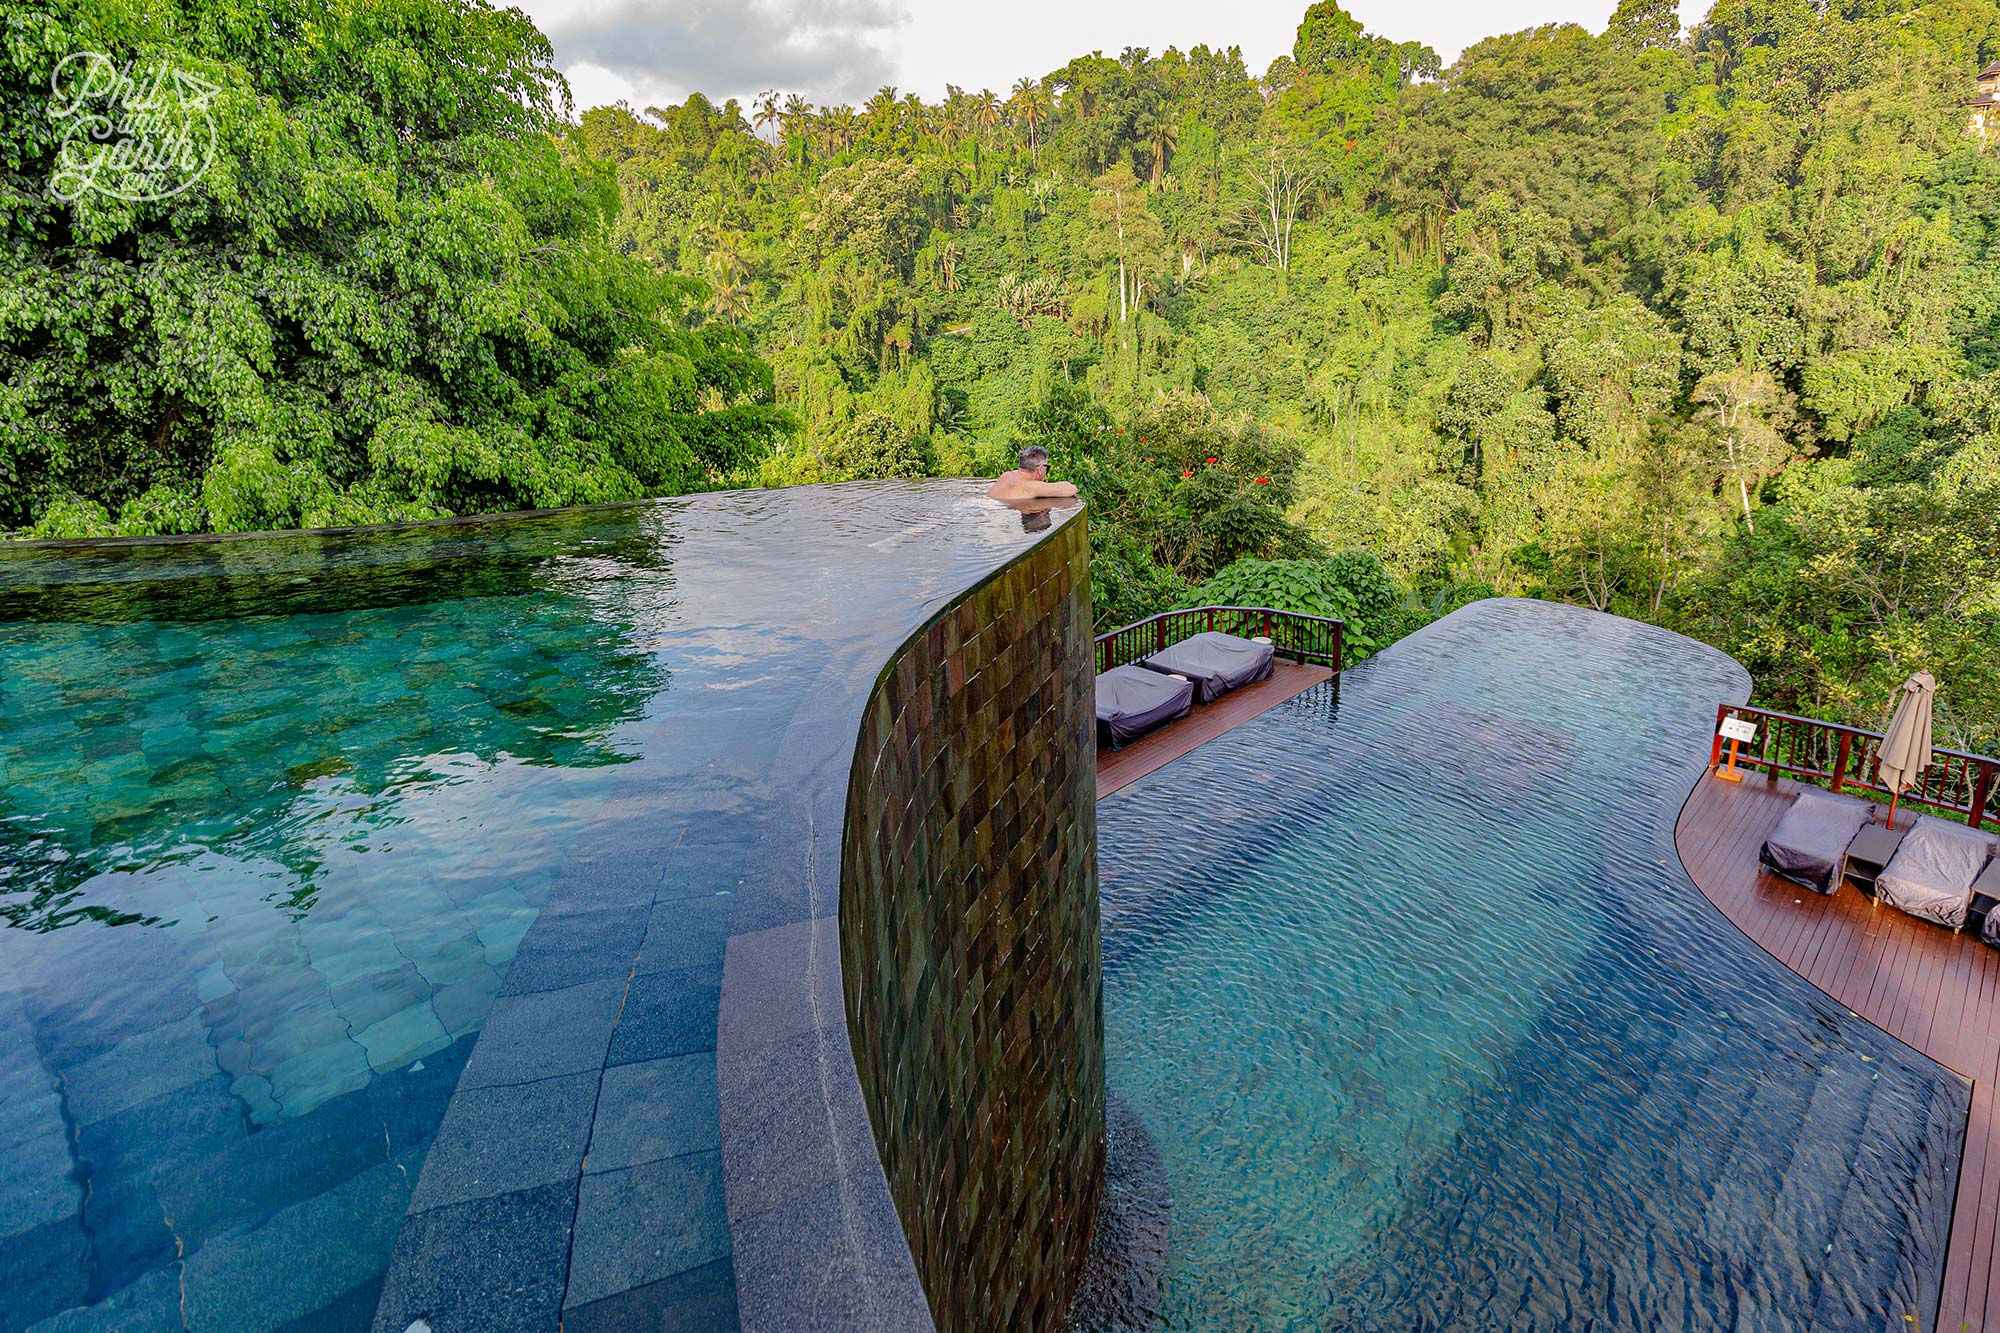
[1332,620,1343,672]
[1155,617,1166,654]
[1970,760,1996,830]
[1831,731,1851,793]
[1261,609,1272,645]
[1710,705,1727,769]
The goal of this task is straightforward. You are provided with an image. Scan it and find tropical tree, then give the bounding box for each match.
[1088,163,1167,328]
[1692,367,1786,531]
[1138,106,1178,185]
[1010,77,1051,164]
[1243,146,1308,272]
[1,0,790,536]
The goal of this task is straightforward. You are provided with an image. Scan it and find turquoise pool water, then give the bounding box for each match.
[1096,599,1966,1330]
[0,485,1060,1330]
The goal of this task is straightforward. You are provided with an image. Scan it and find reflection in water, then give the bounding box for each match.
[0,514,674,1134]
[0,592,665,931]
[999,494,1082,533]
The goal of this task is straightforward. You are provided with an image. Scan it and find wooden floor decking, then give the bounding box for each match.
[1094,660,1333,799]
[1677,772,2000,1331]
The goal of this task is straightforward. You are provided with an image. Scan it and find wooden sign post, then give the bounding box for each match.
[1716,716,1758,783]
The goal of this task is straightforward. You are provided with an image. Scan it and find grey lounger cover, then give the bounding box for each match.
[1096,664,1194,750]
[1139,631,1276,704]
[1759,789,1873,895]
[1876,816,1999,929]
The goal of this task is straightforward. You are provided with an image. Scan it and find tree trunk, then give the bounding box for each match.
[1723,428,1754,533]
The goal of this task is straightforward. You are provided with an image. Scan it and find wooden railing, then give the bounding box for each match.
[1094,606,1344,675]
[1709,702,2000,832]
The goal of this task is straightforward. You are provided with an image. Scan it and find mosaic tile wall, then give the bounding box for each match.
[839,517,1107,1333]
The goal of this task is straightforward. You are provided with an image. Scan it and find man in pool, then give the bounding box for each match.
[986,445,1078,502]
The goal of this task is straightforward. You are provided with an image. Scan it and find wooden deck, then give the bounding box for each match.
[1677,771,2000,1331]
[1094,661,1334,799]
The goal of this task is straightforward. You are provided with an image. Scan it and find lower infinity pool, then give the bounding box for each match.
[1095,599,1966,1331]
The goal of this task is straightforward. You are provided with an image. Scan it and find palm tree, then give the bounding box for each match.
[864,86,900,138]
[709,234,749,285]
[826,105,860,154]
[708,278,749,325]
[902,92,933,142]
[1009,78,1049,165]
[752,90,780,142]
[940,85,972,145]
[707,232,751,323]
[780,94,813,166]
[974,88,1001,141]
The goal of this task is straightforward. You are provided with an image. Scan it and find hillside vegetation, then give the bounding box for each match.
[7,0,1998,746]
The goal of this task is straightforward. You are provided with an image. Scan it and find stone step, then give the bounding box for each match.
[1808,1072,1962,1332]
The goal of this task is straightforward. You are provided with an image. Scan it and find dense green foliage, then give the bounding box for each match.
[549,0,1999,746]
[1195,554,1409,661]
[6,0,1997,748]
[2,0,788,536]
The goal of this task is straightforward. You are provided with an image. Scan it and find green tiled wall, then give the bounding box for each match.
[840,516,1106,1333]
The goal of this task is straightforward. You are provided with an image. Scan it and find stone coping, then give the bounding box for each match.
[357,483,1089,1332]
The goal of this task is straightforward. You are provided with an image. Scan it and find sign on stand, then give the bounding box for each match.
[1715,716,1758,782]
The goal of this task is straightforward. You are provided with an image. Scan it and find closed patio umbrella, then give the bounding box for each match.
[1877,669,1936,831]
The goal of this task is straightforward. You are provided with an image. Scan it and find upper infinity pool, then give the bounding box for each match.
[1095,599,1966,1330]
[0,482,1073,1331]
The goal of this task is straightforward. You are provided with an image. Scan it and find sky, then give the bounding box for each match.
[518,0,1708,116]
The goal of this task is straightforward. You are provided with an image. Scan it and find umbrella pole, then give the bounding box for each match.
[1887,791,1899,831]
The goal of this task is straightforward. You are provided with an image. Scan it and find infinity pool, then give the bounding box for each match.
[1096,599,1966,1330]
[0,484,1068,1331]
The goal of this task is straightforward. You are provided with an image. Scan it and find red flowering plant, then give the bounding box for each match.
[1105,390,1318,586]
[1015,385,1319,628]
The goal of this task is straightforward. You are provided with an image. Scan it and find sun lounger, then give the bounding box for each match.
[1875,816,2000,929]
[1976,858,2000,946]
[1759,789,1874,895]
[1138,631,1275,704]
[1096,664,1194,750]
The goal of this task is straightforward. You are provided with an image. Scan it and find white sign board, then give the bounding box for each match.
[1718,717,1758,744]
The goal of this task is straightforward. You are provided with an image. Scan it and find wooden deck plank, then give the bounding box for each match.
[1965,1086,2000,1332]
[1094,660,1333,799]
[1675,771,2000,1327]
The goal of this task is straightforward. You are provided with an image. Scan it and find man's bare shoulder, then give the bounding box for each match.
[987,473,1076,500]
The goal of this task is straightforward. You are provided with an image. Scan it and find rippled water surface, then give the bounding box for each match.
[1096,600,1966,1331]
[0,483,1062,1331]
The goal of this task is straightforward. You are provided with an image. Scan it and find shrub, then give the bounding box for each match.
[1193,552,1407,662]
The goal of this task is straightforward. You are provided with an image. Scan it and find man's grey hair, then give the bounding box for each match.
[1018,445,1050,470]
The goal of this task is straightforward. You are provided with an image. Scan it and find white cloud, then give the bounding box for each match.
[517,0,1713,115]
[523,0,907,111]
